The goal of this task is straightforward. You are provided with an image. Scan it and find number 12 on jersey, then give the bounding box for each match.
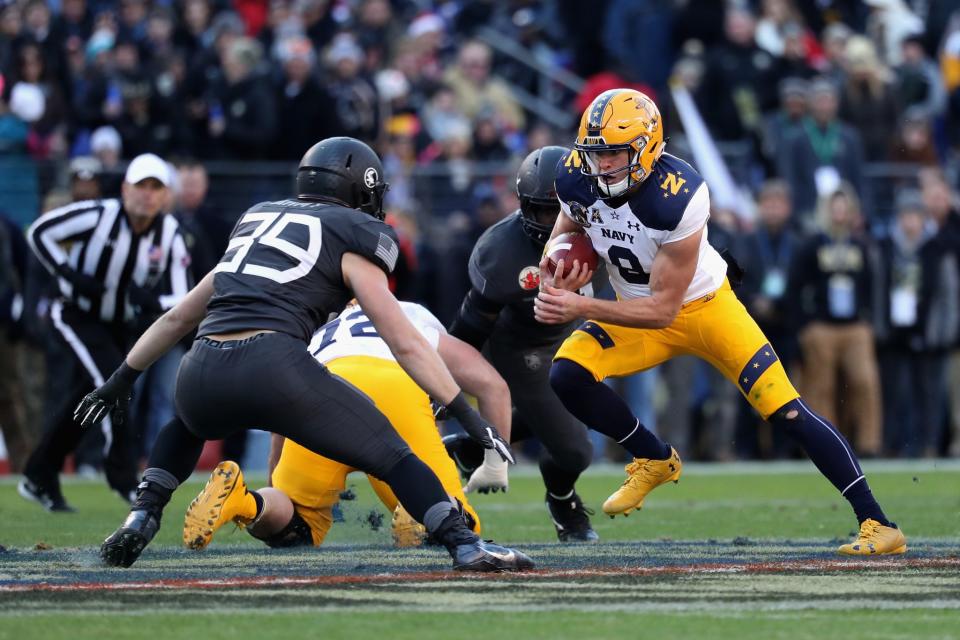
[216,211,322,284]
[311,310,379,356]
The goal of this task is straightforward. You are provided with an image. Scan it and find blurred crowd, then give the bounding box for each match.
[2,0,960,471]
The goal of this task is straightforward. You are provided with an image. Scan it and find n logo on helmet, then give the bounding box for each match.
[363,167,378,189]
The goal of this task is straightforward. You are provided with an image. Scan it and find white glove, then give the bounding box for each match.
[463,449,509,494]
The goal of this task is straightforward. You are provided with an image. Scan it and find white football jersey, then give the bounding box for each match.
[555,152,727,303]
[308,301,446,364]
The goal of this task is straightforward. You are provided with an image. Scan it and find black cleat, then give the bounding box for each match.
[100,509,160,567]
[17,477,75,513]
[452,539,535,572]
[433,504,533,572]
[441,432,485,481]
[546,492,599,543]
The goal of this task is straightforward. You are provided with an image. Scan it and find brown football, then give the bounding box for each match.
[545,231,599,279]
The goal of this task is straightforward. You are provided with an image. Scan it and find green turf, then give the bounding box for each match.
[1,609,958,640]
[1,462,958,639]
[1,462,957,548]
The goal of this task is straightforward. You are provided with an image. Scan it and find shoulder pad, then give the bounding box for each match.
[627,154,705,231]
[349,218,399,274]
[555,151,595,208]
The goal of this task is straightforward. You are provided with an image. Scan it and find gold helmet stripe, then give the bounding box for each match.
[585,89,620,137]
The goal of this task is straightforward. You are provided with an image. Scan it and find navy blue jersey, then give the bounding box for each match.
[198,199,399,343]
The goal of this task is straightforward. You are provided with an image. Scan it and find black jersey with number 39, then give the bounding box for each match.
[198,199,399,343]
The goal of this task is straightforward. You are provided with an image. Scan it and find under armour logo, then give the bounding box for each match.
[626,221,642,231]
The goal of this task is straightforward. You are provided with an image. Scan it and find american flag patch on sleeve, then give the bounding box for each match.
[375,233,399,272]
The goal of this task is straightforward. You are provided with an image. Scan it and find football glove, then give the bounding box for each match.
[463,450,509,494]
[74,362,141,427]
[444,392,515,465]
[431,399,449,422]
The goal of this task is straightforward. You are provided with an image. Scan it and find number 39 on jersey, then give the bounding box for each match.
[215,211,322,284]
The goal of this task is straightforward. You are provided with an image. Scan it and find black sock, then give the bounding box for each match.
[146,416,206,484]
[844,480,892,527]
[539,456,580,499]
[772,398,890,526]
[133,467,178,515]
[381,453,452,523]
[251,490,264,520]
[550,359,670,460]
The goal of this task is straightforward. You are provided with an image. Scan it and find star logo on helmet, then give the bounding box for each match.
[363,167,378,189]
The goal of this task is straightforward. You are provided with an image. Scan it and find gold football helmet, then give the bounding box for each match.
[575,88,665,198]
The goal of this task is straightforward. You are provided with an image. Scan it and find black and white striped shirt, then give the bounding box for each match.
[27,199,192,323]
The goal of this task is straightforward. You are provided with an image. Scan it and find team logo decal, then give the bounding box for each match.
[518,266,540,291]
[568,202,591,227]
[363,167,378,188]
[523,352,542,371]
[590,208,604,224]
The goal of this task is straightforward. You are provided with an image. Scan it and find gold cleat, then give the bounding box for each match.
[838,519,907,556]
[183,461,257,550]
[391,504,427,548]
[602,447,682,517]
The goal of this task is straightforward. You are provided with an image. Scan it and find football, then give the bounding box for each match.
[545,231,599,279]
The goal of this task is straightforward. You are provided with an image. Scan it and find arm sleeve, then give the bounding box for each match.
[26,202,102,275]
[159,229,193,310]
[663,183,710,244]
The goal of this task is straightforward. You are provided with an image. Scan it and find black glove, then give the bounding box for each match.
[74,362,141,427]
[444,392,515,464]
[431,399,449,421]
[59,267,106,298]
[128,284,164,314]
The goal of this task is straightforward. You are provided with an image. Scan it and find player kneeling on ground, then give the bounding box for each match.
[183,301,505,549]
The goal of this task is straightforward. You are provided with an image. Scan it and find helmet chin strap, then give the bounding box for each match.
[598,175,630,198]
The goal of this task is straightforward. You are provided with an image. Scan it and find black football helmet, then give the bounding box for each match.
[296,137,389,219]
[517,145,569,244]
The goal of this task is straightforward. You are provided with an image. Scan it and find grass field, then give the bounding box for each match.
[0,460,958,639]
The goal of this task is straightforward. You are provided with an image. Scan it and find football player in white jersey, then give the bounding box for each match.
[182,301,508,550]
[534,88,905,555]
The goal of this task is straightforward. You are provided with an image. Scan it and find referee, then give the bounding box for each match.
[18,153,191,512]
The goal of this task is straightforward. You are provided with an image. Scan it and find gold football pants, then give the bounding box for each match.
[555,281,799,419]
[271,356,480,545]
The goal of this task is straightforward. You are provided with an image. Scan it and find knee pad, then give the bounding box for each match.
[549,358,595,397]
[255,511,314,548]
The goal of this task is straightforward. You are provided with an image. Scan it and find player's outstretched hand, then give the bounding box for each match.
[74,389,130,427]
[445,392,516,464]
[464,450,509,494]
[73,362,140,427]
